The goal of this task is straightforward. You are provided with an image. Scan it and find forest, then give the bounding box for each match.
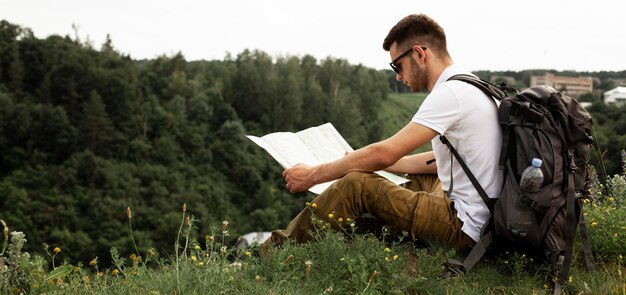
[0,20,625,265]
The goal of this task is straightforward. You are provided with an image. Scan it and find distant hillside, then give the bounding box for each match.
[378,92,431,154]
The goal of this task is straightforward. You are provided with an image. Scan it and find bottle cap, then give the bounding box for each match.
[532,158,543,168]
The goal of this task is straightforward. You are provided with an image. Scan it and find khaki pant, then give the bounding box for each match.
[265,172,475,252]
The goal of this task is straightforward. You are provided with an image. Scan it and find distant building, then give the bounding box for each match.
[530,73,593,98]
[604,87,626,106]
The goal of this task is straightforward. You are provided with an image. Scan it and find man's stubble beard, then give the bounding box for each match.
[408,57,428,93]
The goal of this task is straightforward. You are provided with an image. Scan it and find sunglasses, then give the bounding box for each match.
[389,46,427,74]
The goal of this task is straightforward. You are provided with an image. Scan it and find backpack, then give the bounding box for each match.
[439,74,596,294]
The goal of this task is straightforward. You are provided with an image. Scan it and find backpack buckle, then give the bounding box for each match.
[567,151,577,172]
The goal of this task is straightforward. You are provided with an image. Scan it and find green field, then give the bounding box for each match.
[379,92,431,153]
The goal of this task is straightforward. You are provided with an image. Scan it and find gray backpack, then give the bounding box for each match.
[440,75,596,294]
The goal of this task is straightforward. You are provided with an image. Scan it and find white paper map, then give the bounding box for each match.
[247,123,408,194]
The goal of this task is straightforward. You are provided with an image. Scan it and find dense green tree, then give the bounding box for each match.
[231,50,275,125]
[0,21,33,84]
[8,43,24,92]
[80,90,115,154]
[271,56,303,131]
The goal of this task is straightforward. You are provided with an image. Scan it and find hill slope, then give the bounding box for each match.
[379,92,431,153]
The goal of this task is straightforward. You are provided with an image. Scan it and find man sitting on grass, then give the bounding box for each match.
[263,13,502,254]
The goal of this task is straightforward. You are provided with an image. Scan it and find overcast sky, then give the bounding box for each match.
[1,0,624,72]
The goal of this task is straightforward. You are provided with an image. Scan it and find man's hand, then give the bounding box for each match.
[283,163,317,193]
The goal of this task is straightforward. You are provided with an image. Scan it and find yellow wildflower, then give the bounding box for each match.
[385,257,390,262]
[393,255,399,260]
[245,251,252,257]
[112,269,119,276]
[591,221,598,228]
[198,262,204,267]
[89,259,97,266]
[346,218,351,222]
[384,247,391,252]
[130,253,137,260]
[328,213,334,219]
[568,275,573,283]
[191,256,197,262]
[337,218,343,223]
[53,247,61,254]
[194,245,201,250]
[311,203,318,209]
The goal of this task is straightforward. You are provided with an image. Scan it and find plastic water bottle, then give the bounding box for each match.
[519,158,544,191]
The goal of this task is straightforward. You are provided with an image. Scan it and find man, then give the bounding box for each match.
[264,14,503,252]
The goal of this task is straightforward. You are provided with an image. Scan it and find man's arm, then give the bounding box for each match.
[384,151,437,174]
[283,122,438,193]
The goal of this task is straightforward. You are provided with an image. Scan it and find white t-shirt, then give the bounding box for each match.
[411,64,503,242]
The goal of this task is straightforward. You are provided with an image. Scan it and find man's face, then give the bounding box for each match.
[389,43,428,93]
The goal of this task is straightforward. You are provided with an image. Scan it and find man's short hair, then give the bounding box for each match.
[383,14,450,58]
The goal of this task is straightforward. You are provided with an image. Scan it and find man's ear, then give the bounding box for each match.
[413,46,424,59]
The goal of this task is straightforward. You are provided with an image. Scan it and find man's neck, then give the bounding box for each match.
[427,58,454,92]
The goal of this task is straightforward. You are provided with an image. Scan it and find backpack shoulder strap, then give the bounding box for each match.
[441,74,510,209]
[447,74,513,101]
[576,199,596,273]
[439,75,507,278]
[439,136,491,207]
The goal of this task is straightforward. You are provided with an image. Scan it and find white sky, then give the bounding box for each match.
[1,0,624,72]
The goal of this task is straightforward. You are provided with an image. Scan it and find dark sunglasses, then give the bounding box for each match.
[389,46,427,74]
